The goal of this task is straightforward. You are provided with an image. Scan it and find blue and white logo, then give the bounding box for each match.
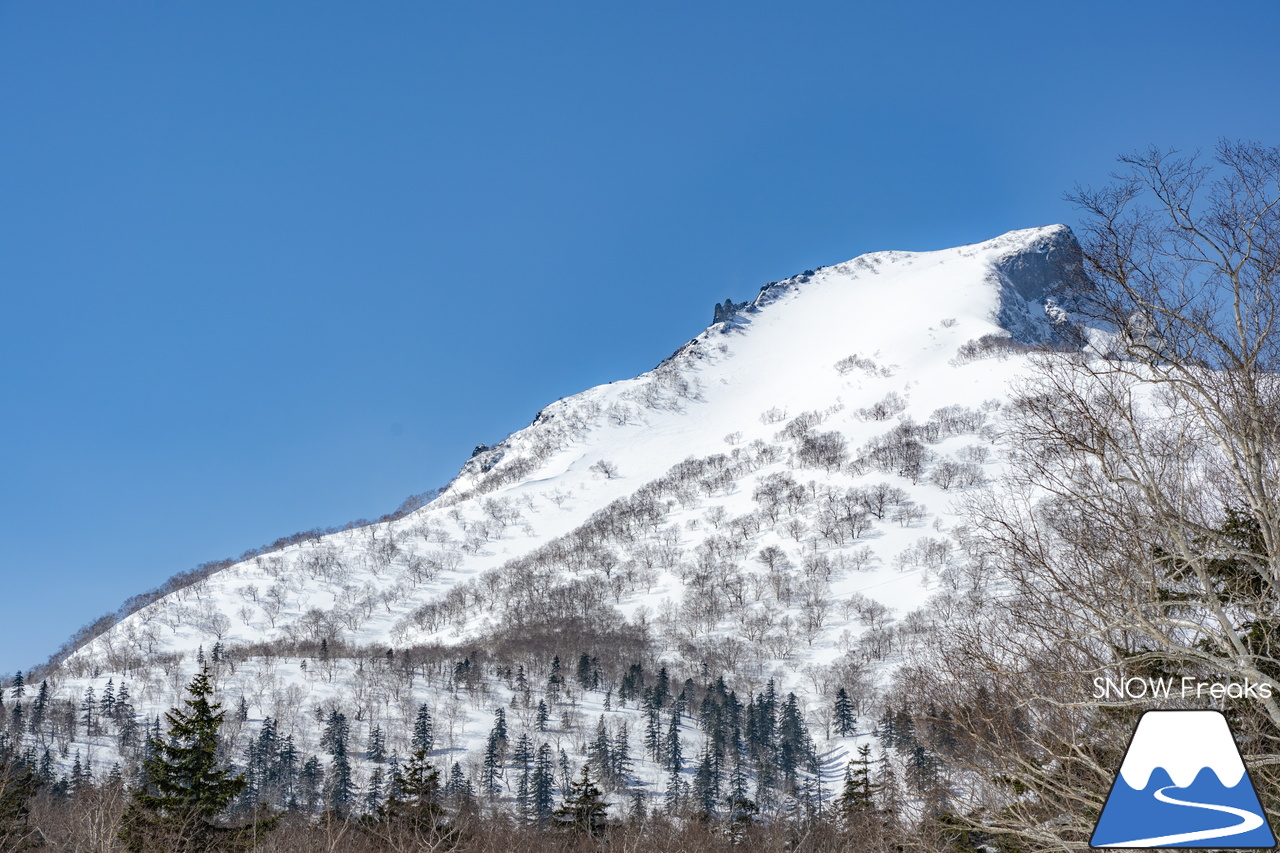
[1092,710,1275,848]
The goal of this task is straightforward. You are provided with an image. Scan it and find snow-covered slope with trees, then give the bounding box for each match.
[6,224,1090,818]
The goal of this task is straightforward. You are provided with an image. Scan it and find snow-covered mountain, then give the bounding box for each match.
[10,224,1090,812]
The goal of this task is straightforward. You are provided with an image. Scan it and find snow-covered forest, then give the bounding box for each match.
[3,142,1279,852]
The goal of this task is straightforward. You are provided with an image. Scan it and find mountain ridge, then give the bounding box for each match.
[13,224,1095,817]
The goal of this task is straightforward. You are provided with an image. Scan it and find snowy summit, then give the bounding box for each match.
[21,224,1092,817]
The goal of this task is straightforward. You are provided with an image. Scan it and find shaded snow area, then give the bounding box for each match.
[11,225,1087,818]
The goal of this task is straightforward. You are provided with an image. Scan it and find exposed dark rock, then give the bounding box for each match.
[990,225,1092,346]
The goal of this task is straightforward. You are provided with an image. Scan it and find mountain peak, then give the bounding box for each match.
[693,224,1087,352]
[40,224,1097,820]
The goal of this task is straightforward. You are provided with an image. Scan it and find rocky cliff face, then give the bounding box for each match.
[989,224,1090,344]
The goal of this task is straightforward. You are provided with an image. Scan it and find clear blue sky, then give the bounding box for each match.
[2,1,1278,675]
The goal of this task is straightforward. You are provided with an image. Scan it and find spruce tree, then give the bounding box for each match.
[724,755,757,844]
[837,744,877,826]
[102,679,117,719]
[482,732,503,795]
[298,757,323,811]
[530,743,555,824]
[610,722,631,784]
[665,707,682,774]
[119,668,273,853]
[553,765,608,835]
[833,688,856,737]
[644,698,663,761]
[692,741,718,818]
[775,692,815,793]
[0,754,41,851]
[28,682,48,737]
[587,715,612,783]
[411,703,434,753]
[366,724,386,763]
[381,749,448,840]
[327,747,354,813]
[365,767,384,814]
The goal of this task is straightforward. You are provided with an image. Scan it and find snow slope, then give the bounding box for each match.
[21,224,1089,808]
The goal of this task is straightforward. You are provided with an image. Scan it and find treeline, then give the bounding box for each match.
[1,646,968,841]
[3,782,938,853]
[0,668,971,853]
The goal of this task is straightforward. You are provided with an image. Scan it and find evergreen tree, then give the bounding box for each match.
[692,741,718,818]
[654,666,670,709]
[512,733,533,772]
[365,767,384,814]
[445,762,474,807]
[491,707,508,747]
[610,722,631,784]
[319,709,354,813]
[776,692,815,793]
[28,682,48,737]
[905,742,946,814]
[546,655,563,701]
[116,682,133,720]
[327,748,354,813]
[411,703,434,753]
[644,698,663,761]
[724,755,757,845]
[321,711,349,756]
[619,663,644,704]
[833,688,856,737]
[587,715,612,782]
[242,716,277,807]
[512,734,533,821]
[81,686,97,736]
[380,749,448,841]
[70,752,90,796]
[665,708,683,775]
[876,750,902,827]
[298,757,324,811]
[837,744,877,826]
[515,766,532,822]
[117,688,140,750]
[273,735,298,807]
[515,664,529,696]
[530,743,555,823]
[553,765,608,835]
[119,668,273,853]
[482,732,503,795]
[366,724,386,763]
[0,754,41,851]
[665,767,683,815]
[102,679,117,719]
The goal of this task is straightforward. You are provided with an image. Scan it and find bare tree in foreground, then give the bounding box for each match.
[906,141,1280,850]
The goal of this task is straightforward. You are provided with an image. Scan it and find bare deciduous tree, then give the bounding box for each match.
[911,141,1280,849]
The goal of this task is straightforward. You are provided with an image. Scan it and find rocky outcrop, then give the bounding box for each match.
[990,224,1092,346]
